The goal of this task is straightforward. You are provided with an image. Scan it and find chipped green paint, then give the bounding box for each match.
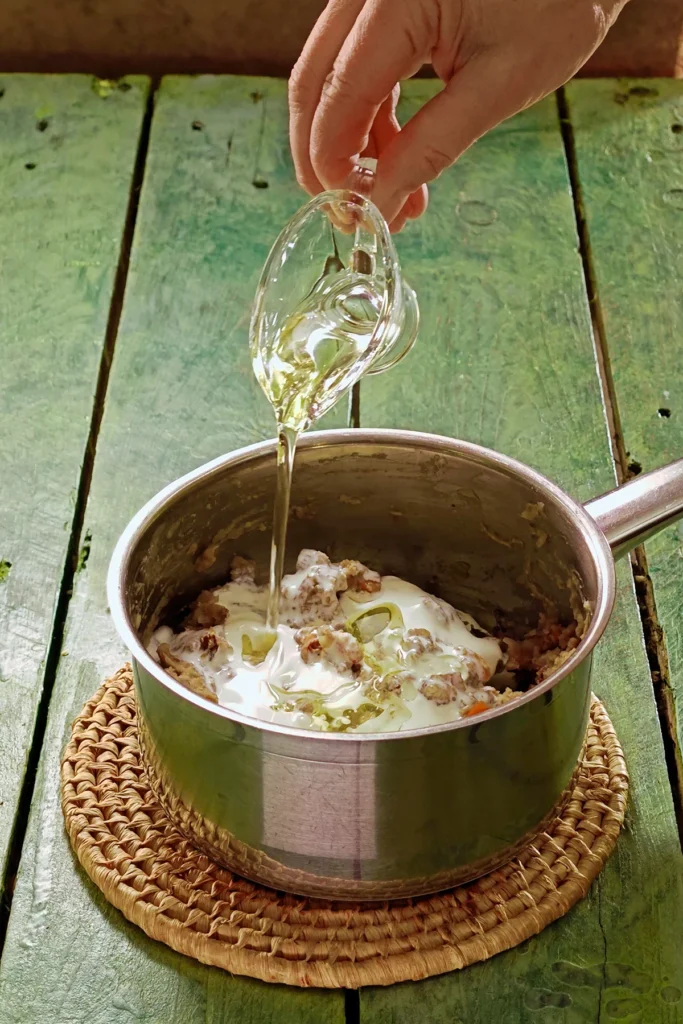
[91,78,134,99]
[0,74,149,886]
[76,532,92,573]
[0,77,344,1024]
[359,84,683,1024]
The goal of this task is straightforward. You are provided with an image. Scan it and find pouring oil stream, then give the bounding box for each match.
[256,241,385,632]
[250,184,418,636]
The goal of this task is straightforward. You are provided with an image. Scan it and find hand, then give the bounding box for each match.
[289,0,629,230]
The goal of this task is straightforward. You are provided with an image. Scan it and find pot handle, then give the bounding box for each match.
[584,459,683,559]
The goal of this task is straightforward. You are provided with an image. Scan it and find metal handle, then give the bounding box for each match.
[584,459,683,559]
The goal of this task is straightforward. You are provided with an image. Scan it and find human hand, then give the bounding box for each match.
[289,0,629,231]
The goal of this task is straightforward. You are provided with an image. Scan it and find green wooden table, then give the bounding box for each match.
[0,73,682,1024]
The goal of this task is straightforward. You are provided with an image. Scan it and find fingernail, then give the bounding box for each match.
[344,159,377,199]
[324,198,363,236]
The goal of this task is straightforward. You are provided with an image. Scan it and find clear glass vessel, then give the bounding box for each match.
[250,185,419,433]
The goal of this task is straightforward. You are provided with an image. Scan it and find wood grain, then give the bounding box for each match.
[0,76,344,1024]
[0,0,680,77]
[566,79,683,796]
[0,74,148,884]
[358,84,683,1023]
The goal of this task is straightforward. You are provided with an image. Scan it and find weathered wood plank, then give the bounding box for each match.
[567,80,683,705]
[0,76,344,1023]
[0,74,148,886]
[1,0,680,78]
[358,84,683,1022]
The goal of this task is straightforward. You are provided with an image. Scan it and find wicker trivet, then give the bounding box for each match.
[61,667,628,989]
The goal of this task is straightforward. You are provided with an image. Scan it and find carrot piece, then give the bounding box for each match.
[462,701,491,718]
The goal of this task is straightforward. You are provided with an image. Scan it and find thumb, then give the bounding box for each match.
[372,60,514,223]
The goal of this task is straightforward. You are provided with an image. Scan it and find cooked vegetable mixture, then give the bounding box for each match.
[148,550,579,733]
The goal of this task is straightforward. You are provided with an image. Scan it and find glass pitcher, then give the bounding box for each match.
[250,166,419,433]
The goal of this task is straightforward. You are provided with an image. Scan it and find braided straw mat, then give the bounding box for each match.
[61,666,628,989]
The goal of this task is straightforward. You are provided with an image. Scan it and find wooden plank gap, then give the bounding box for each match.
[632,549,683,841]
[344,989,360,1024]
[557,85,683,845]
[0,77,159,958]
[556,87,627,478]
[91,75,161,462]
[349,382,361,429]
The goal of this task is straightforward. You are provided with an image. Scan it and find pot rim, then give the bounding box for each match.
[107,428,616,744]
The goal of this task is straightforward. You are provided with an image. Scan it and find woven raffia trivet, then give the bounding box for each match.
[61,666,628,989]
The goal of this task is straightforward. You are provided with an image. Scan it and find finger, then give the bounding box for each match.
[310,0,431,191]
[355,89,397,164]
[357,83,429,223]
[363,88,415,220]
[403,184,429,220]
[372,59,524,222]
[289,0,367,196]
[361,84,400,159]
[388,210,409,234]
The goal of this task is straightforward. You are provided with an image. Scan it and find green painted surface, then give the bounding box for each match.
[0,76,344,1024]
[359,85,683,1022]
[567,78,683,761]
[1,75,681,1023]
[0,74,148,882]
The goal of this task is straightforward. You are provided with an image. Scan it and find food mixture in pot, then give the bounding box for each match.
[148,550,581,733]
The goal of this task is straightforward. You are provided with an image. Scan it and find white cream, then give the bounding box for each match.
[148,562,507,733]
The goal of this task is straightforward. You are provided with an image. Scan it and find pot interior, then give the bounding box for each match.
[124,436,602,659]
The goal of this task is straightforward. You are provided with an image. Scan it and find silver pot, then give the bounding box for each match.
[107,430,683,900]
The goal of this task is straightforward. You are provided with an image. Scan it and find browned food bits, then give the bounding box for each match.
[198,630,233,664]
[283,562,348,626]
[199,631,219,654]
[418,648,491,704]
[340,559,382,593]
[157,644,218,703]
[401,627,439,658]
[502,613,578,682]
[194,543,218,572]
[366,672,407,700]
[295,624,364,674]
[184,590,228,628]
[296,549,331,571]
[419,672,468,705]
[170,628,232,662]
[230,554,256,584]
[283,554,382,628]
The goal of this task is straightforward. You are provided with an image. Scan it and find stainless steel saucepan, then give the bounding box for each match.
[107,430,683,900]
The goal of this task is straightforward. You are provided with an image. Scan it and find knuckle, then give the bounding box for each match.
[320,64,357,107]
[419,143,453,182]
[288,60,312,113]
